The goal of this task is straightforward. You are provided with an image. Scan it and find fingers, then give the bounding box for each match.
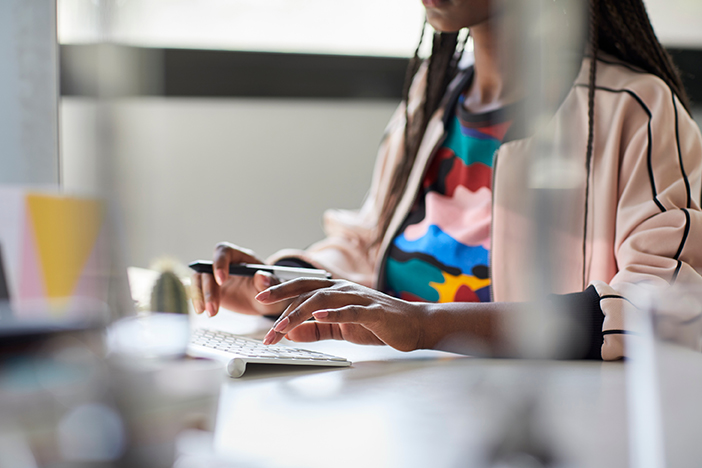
[263,291,370,345]
[213,242,262,286]
[312,305,377,325]
[202,273,220,317]
[191,273,205,314]
[286,322,384,346]
[285,322,340,342]
[253,271,279,293]
[256,277,335,304]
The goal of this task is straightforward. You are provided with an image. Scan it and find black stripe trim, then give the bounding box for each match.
[673,208,691,261]
[671,260,683,284]
[680,313,702,326]
[672,93,692,208]
[574,84,665,212]
[600,294,625,299]
[586,55,647,75]
[602,329,635,336]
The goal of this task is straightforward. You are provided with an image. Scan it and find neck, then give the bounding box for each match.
[463,19,522,114]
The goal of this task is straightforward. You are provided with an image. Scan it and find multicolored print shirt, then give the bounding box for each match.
[384,87,520,304]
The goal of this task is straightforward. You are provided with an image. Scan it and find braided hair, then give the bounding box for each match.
[374,0,691,248]
[375,28,464,245]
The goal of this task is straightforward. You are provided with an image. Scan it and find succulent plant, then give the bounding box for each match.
[150,269,189,315]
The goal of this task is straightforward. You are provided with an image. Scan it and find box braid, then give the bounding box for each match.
[376,0,691,250]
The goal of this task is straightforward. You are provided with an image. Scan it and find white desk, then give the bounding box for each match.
[179,310,702,468]
[122,269,702,468]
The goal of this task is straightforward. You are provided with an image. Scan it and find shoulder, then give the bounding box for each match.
[569,53,700,149]
[573,53,690,124]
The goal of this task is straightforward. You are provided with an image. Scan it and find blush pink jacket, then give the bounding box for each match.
[269,55,702,360]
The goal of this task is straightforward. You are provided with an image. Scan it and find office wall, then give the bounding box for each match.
[61,96,702,271]
[61,98,397,268]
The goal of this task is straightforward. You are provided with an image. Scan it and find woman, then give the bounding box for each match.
[192,0,702,360]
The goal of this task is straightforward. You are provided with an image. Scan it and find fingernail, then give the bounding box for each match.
[255,290,270,302]
[313,311,328,319]
[260,274,271,289]
[273,317,289,333]
[263,329,275,345]
[215,271,225,286]
[206,303,214,317]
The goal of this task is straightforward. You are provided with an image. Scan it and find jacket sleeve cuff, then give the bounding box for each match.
[273,257,318,269]
[549,285,605,360]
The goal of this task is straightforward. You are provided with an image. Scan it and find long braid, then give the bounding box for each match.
[401,19,427,196]
[375,28,460,246]
[581,0,691,286]
[582,0,599,289]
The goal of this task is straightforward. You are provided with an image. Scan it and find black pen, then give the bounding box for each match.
[188,261,332,281]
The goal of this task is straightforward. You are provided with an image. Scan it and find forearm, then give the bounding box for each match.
[420,286,605,359]
[420,301,520,357]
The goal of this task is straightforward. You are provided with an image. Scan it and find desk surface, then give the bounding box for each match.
[183,310,702,468]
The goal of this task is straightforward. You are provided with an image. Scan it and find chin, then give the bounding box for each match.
[427,16,468,33]
[426,8,490,32]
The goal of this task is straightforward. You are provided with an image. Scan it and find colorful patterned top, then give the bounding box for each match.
[383,88,519,303]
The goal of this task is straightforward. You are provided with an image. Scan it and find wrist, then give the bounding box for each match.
[413,302,440,350]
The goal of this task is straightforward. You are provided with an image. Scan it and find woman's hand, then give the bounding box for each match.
[256,278,429,352]
[191,242,290,317]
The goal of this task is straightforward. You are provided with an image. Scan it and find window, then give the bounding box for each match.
[58,0,426,57]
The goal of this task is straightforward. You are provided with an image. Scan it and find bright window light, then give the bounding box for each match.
[58,0,427,57]
[644,0,702,48]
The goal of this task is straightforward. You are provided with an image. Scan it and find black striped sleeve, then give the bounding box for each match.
[549,285,605,360]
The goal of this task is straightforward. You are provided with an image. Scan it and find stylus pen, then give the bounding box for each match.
[188,261,332,281]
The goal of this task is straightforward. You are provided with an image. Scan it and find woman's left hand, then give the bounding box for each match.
[255,279,428,352]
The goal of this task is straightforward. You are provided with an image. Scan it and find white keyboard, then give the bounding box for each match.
[187,328,351,377]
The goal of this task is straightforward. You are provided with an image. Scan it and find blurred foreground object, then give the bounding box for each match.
[0,327,222,468]
[0,0,59,185]
[0,188,110,326]
[107,312,190,359]
[626,282,702,468]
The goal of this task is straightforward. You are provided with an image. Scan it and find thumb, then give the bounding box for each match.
[253,270,281,292]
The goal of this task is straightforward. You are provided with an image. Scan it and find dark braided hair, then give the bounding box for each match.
[594,0,690,113]
[375,0,691,248]
[375,29,463,244]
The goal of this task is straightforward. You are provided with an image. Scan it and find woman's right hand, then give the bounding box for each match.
[191,242,290,317]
